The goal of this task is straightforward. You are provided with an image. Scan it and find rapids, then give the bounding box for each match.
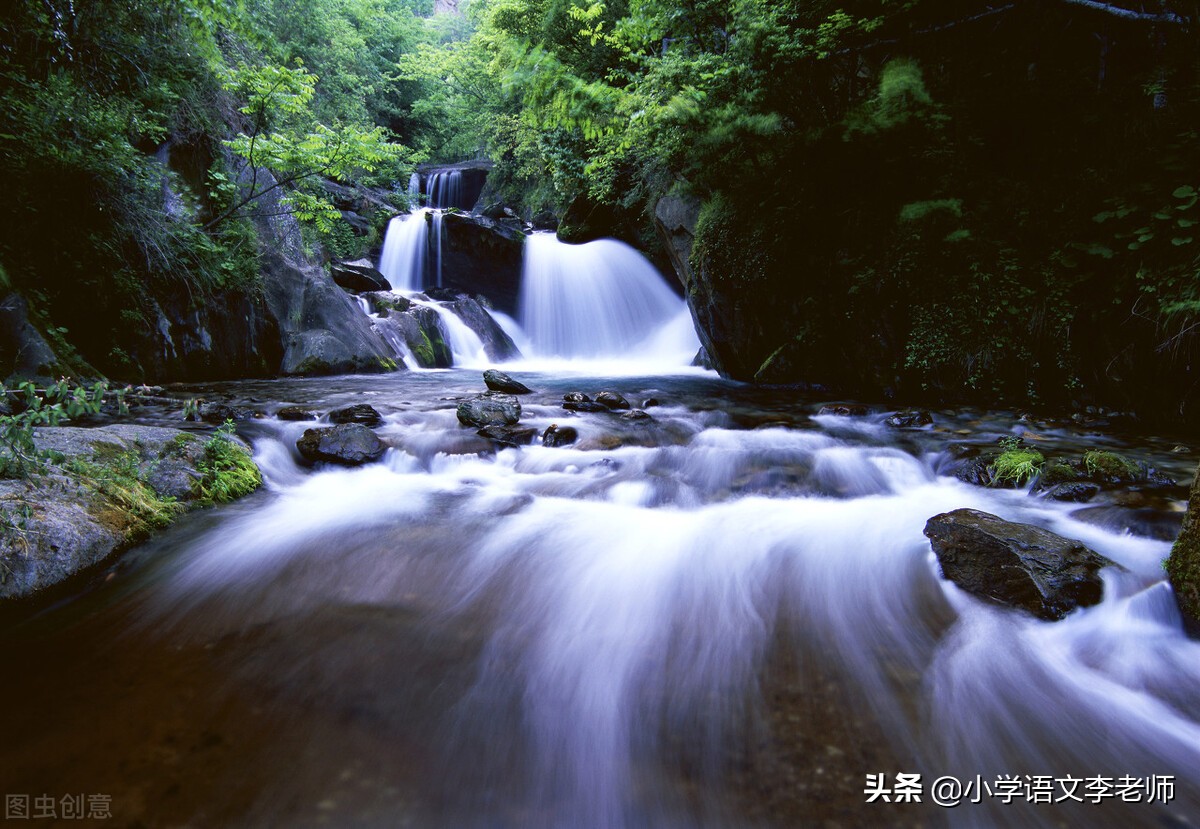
[0,370,1196,829]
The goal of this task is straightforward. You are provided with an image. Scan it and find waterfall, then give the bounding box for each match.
[377,209,429,291]
[427,170,463,210]
[407,172,421,203]
[518,234,699,363]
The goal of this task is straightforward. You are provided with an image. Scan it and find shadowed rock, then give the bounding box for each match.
[924,508,1120,620]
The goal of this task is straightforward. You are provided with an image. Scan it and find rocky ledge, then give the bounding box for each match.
[0,424,261,601]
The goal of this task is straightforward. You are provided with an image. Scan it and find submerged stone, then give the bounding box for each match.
[276,406,318,421]
[924,508,1119,621]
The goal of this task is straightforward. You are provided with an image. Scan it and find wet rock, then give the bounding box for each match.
[953,456,996,487]
[621,409,652,421]
[542,425,578,447]
[436,212,525,314]
[1,425,259,600]
[476,425,537,448]
[563,400,609,413]
[276,406,318,421]
[328,404,384,427]
[1069,505,1183,542]
[330,259,391,293]
[200,403,262,424]
[642,398,660,409]
[1039,482,1101,503]
[483,369,532,395]
[595,391,631,410]
[457,392,521,428]
[563,392,591,403]
[296,423,386,466]
[885,410,933,428]
[924,508,1120,621]
[817,404,868,417]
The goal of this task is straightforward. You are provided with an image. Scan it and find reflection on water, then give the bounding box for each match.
[0,369,1196,828]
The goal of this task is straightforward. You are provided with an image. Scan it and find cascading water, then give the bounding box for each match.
[427,170,463,209]
[377,208,429,291]
[518,233,700,365]
[9,377,1195,829]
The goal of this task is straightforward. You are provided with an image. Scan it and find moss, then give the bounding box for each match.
[193,425,261,505]
[1082,449,1140,483]
[160,432,198,459]
[989,448,1044,487]
[1167,466,1200,622]
[412,329,436,367]
[1040,461,1081,487]
[378,356,398,371]
[64,451,183,540]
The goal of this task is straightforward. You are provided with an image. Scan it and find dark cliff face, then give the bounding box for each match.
[435,212,525,316]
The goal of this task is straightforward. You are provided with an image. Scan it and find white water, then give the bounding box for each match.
[518,234,700,365]
[428,170,463,209]
[155,406,1199,828]
[371,218,704,374]
[410,297,488,367]
[377,209,429,291]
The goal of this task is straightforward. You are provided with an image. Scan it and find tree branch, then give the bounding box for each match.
[1059,0,1189,24]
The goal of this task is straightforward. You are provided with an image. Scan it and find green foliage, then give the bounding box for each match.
[989,438,1044,488]
[194,421,262,504]
[0,380,108,479]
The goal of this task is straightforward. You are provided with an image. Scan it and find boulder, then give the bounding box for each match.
[1,424,259,600]
[542,425,578,447]
[564,392,591,403]
[330,260,392,293]
[296,424,386,466]
[373,306,452,368]
[483,370,532,395]
[328,403,384,427]
[1167,465,1200,623]
[622,409,652,421]
[595,391,631,411]
[457,392,521,428]
[924,508,1119,620]
[477,425,537,448]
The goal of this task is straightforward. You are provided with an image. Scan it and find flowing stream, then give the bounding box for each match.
[0,368,1197,829]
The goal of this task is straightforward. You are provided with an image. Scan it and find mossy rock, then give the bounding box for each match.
[1167,464,1200,623]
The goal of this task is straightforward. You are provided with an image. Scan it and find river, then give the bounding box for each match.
[0,366,1196,828]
